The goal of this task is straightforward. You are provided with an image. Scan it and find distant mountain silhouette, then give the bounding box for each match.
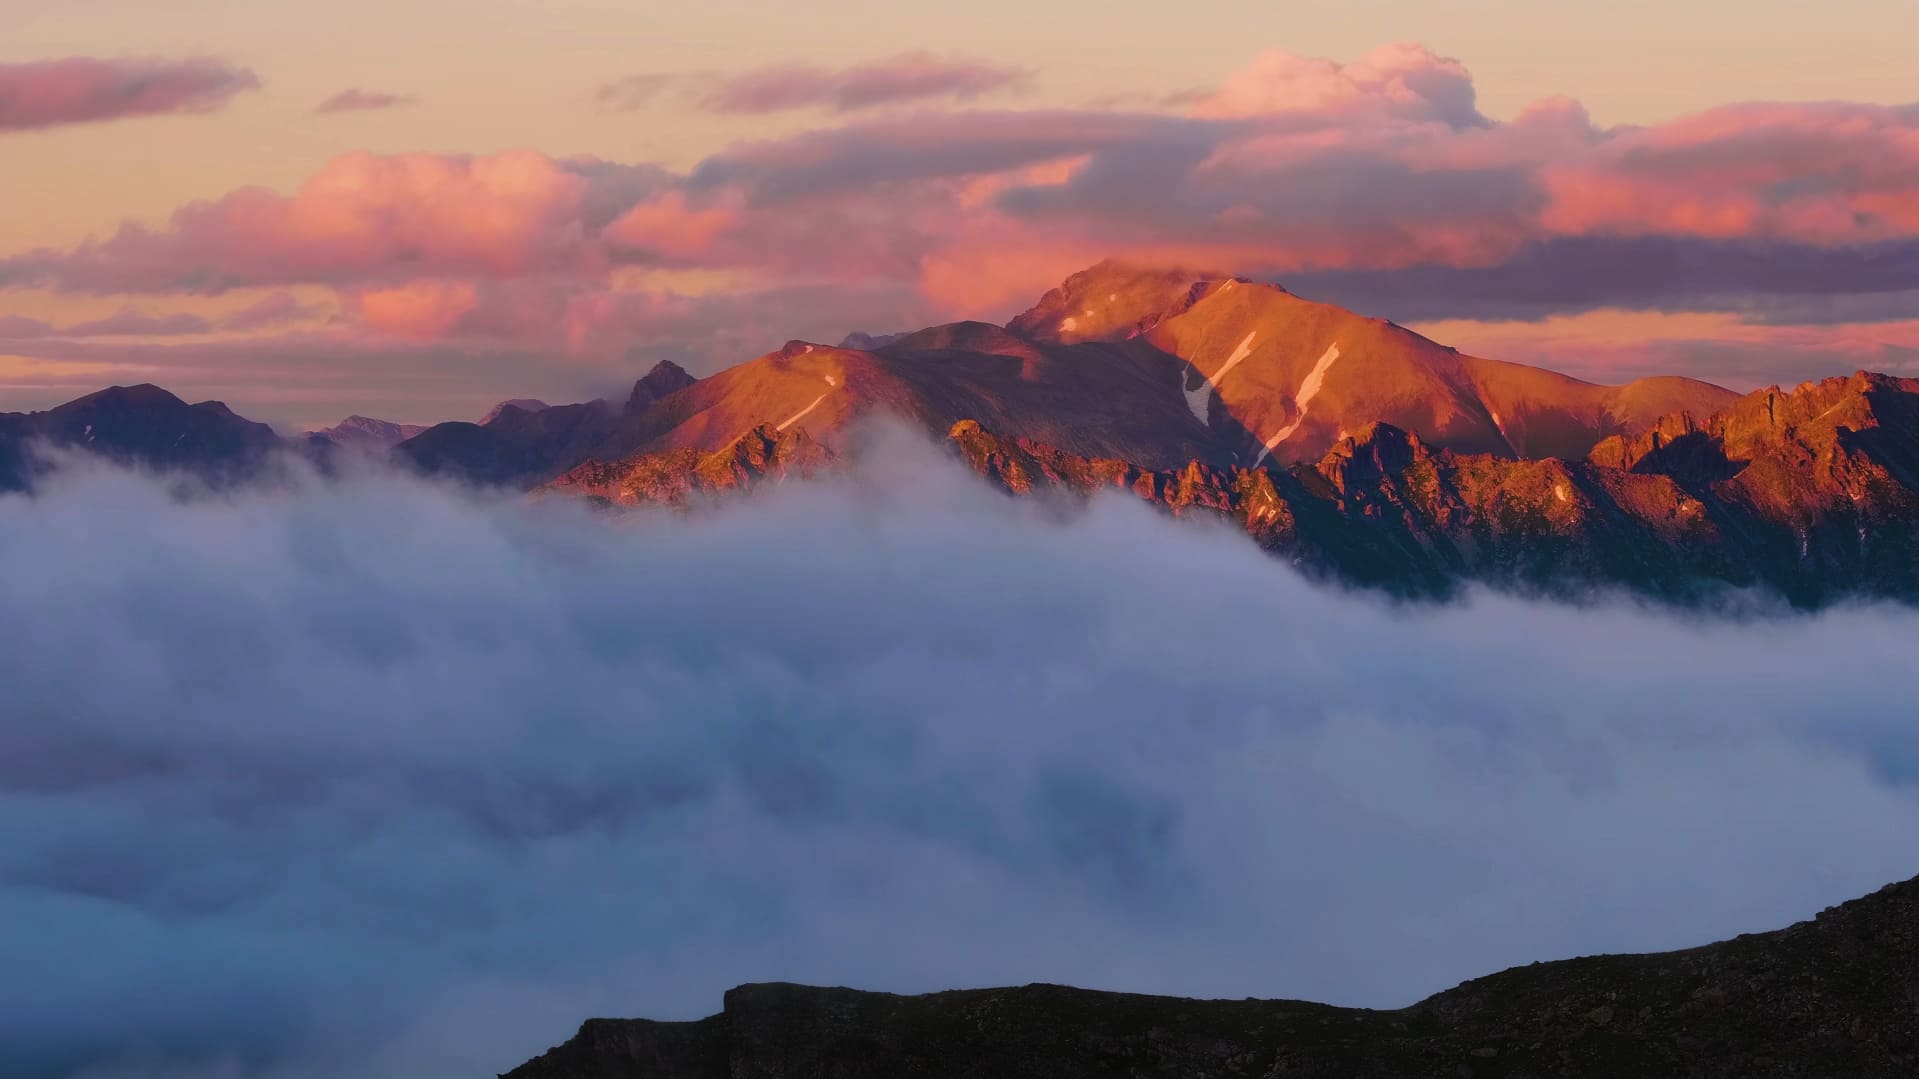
[0,383,279,490]
[307,415,429,452]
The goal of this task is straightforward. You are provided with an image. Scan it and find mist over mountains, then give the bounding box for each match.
[5,436,1919,1078]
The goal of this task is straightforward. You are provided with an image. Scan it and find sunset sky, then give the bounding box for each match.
[5,0,1918,426]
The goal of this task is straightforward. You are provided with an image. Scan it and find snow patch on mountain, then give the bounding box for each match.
[1255,342,1342,465]
[778,376,839,432]
[1181,330,1261,425]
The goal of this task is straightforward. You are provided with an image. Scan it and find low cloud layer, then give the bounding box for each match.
[5,436,1919,1078]
[0,57,260,132]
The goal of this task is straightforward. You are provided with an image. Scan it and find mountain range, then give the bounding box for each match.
[500,870,1919,1078]
[4,260,1915,605]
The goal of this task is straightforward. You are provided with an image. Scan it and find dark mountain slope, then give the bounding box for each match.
[503,871,1919,1078]
[0,384,281,491]
[396,361,700,487]
[543,423,834,507]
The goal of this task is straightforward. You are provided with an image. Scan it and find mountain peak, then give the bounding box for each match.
[627,360,698,414]
[479,398,551,425]
[60,383,190,412]
[310,415,431,451]
[1008,260,1253,344]
[838,330,906,351]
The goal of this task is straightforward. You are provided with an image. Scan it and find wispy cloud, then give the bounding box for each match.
[0,56,259,132]
[0,307,210,338]
[314,88,418,114]
[600,52,1028,115]
[594,73,676,112]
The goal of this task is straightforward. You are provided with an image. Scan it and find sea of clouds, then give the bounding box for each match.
[5,435,1918,1078]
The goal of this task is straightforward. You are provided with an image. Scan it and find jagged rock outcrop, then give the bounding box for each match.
[942,371,1919,605]
[625,361,698,414]
[502,872,1919,1078]
[542,424,834,507]
[538,370,1919,605]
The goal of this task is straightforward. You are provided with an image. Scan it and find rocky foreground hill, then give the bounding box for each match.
[502,872,1919,1078]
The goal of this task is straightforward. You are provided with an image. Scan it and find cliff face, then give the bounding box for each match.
[541,424,834,507]
[944,372,1919,606]
[524,370,1919,606]
[502,874,1919,1079]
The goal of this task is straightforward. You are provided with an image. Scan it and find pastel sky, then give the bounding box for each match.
[4,0,1918,426]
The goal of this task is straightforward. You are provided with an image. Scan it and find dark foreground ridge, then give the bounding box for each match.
[502,873,1919,1078]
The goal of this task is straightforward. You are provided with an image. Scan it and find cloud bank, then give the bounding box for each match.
[5,437,1919,1078]
[7,41,1919,419]
[0,57,260,132]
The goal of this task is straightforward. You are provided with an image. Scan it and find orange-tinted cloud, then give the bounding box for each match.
[1416,308,1919,387]
[350,280,480,339]
[1539,102,1919,245]
[0,150,665,292]
[604,191,744,259]
[0,57,259,132]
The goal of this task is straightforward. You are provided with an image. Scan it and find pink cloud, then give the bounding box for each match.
[314,88,417,114]
[604,191,744,259]
[0,308,211,338]
[1189,42,1485,129]
[1540,102,1919,245]
[0,315,54,339]
[1419,309,1919,388]
[0,56,259,132]
[0,150,666,293]
[350,280,480,339]
[61,308,213,336]
[7,41,1919,376]
[221,291,329,331]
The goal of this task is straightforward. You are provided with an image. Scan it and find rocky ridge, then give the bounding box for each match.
[502,872,1919,1078]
